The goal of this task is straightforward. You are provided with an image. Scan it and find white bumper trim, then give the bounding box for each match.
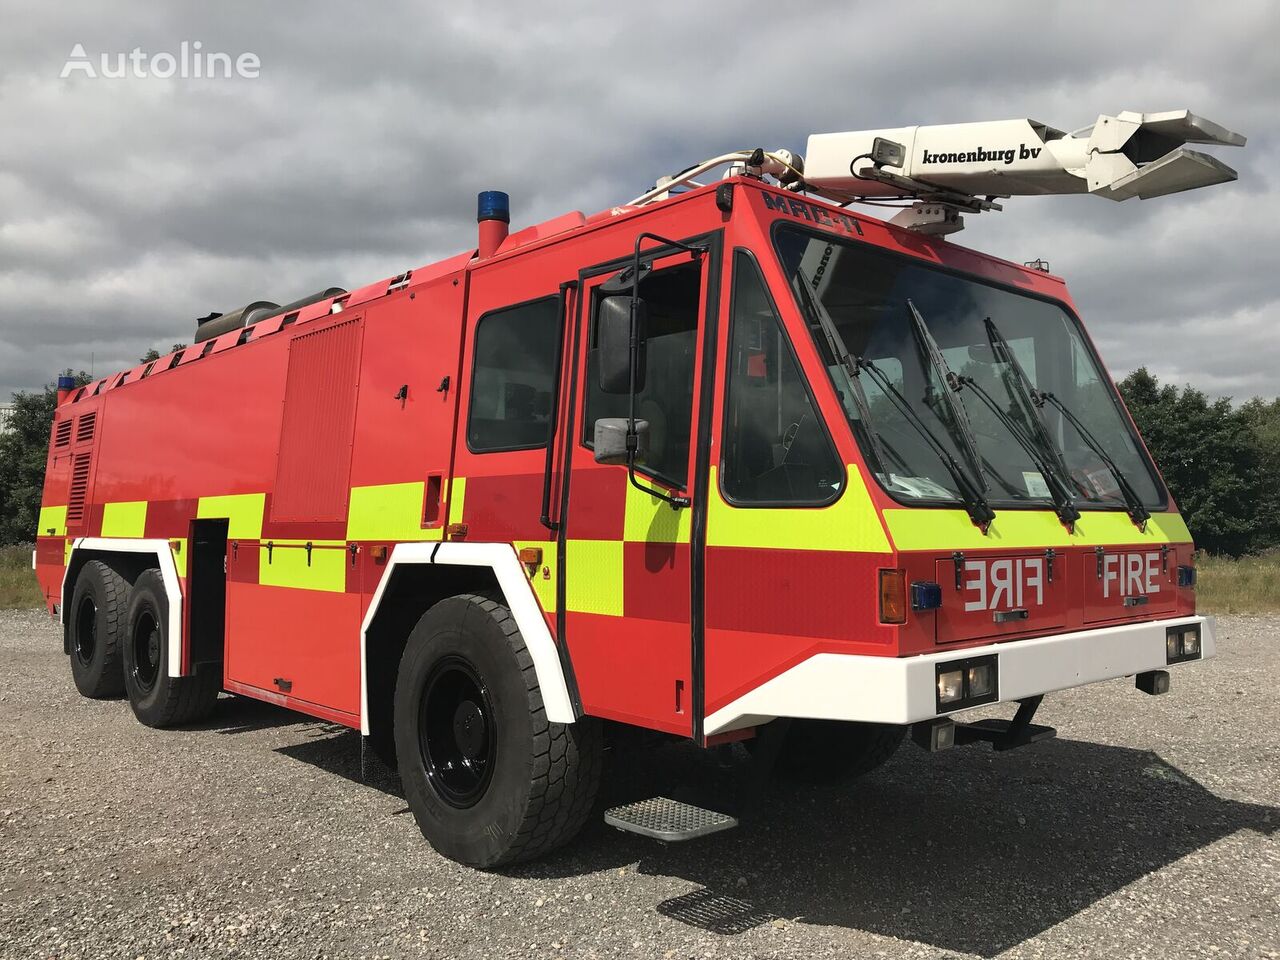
[704,615,1216,735]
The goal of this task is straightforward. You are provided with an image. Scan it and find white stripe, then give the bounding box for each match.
[359,541,574,736]
[703,615,1216,735]
[62,539,185,678]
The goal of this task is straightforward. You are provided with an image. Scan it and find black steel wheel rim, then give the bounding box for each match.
[74,596,97,665]
[419,656,496,808]
[131,609,161,692]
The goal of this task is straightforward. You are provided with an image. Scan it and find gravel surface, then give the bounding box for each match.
[1,608,1277,959]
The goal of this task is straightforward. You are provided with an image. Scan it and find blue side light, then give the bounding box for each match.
[57,375,76,390]
[1177,565,1197,588]
[911,581,943,611]
[477,190,510,223]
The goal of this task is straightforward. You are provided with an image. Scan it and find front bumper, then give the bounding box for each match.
[703,615,1215,735]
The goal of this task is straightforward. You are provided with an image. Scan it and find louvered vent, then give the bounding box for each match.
[76,412,97,444]
[67,452,92,524]
[54,419,73,448]
[271,318,364,522]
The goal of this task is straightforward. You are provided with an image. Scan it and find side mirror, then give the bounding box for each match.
[597,295,647,394]
[593,418,649,465]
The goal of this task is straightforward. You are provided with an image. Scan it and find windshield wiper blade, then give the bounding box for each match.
[856,358,996,531]
[983,317,1076,485]
[792,273,994,529]
[1036,391,1152,529]
[906,300,989,494]
[791,271,890,478]
[953,373,1082,528]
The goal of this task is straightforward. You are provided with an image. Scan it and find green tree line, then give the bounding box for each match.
[0,362,1277,554]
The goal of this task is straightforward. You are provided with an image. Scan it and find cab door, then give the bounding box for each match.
[555,236,720,736]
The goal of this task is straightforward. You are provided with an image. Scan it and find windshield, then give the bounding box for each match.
[773,225,1166,511]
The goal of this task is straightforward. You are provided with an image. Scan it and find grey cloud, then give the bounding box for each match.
[0,0,1276,399]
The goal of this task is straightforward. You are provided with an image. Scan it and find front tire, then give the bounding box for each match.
[122,570,220,728]
[774,720,906,783]
[394,594,601,868]
[67,560,129,698]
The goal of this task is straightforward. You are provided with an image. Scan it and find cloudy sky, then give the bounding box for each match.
[1,1,1275,402]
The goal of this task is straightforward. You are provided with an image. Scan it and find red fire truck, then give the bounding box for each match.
[33,109,1244,867]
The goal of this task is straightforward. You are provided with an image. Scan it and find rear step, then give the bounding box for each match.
[604,797,738,842]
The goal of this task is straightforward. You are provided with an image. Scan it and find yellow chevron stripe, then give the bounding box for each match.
[198,493,266,540]
[258,539,347,592]
[100,501,147,539]
[707,465,891,553]
[883,508,1192,551]
[37,505,67,538]
[346,481,441,541]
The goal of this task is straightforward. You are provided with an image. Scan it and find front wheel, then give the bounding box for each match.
[394,594,601,868]
[121,570,220,728]
[773,719,907,783]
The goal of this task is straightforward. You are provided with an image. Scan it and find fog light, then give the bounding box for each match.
[968,663,996,698]
[1166,624,1201,664]
[937,669,964,704]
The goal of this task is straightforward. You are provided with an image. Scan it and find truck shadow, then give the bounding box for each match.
[258,702,1276,957]
[525,736,1279,957]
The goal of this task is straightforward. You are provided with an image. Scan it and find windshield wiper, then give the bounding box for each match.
[791,272,889,477]
[856,359,996,530]
[906,300,989,495]
[983,317,1076,484]
[792,274,994,529]
[952,373,1082,529]
[1035,391,1152,529]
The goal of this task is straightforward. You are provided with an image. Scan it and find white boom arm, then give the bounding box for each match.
[804,110,1245,205]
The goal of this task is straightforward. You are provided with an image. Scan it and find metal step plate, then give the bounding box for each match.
[604,797,738,842]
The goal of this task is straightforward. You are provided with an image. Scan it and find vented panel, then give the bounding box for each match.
[54,419,73,448]
[271,318,364,522]
[67,451,92,524]
[76,412,96,444]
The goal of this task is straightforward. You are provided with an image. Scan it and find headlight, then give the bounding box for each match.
[937,669,965,704]
[1166,624,1202,664]
[1181,629,1200,656]
[934,654,999,712]
[967,663,996,698]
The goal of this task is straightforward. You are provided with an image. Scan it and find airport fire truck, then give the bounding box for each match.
[34,109,1244,867]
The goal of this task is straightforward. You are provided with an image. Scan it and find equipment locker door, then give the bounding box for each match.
[554,235,720,736]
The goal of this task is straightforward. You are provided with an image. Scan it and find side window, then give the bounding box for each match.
[467,297,560,452]
[722,252,843,505]
[584,261,701,486]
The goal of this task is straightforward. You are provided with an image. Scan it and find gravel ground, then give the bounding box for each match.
[0,609,1276,960]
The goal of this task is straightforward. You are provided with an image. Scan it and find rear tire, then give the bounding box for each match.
[394,593,601,868]
[67,560,129,698]
[774,720,906,783]
[122,570,220,728]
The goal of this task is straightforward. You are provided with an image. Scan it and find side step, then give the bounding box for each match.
[604,797,738,842]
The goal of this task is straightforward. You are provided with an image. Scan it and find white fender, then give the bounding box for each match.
[359,541,575,735]
[62,538,186,678]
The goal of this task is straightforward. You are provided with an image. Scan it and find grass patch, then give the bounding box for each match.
[0,544,43,610]
[1195,551,1280,614]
